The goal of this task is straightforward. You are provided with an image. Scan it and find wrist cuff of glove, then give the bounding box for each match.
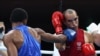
[56,27,63,34]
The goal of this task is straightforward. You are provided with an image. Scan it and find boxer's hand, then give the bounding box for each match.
[52,11,64,34]
[64,29,76,42]
[82,43,95,56]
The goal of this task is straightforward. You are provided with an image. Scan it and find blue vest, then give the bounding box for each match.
[13,25,41,56]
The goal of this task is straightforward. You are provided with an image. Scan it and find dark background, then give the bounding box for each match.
[0,0,100,56]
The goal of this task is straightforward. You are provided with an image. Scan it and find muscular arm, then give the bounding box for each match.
[55,43,66,51]
[35,28,67,43]
[84,31,97,56]
[3,34,18,56]
[84,31,94,43]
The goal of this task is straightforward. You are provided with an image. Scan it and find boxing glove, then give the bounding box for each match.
[64,28,76,42]
[52,11,64,34]
[82,43,95,56]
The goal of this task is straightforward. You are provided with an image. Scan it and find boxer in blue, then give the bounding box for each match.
[3,8,67,56]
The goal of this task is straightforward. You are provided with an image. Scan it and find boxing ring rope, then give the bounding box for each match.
[41,50,54,55]
[0,48,100,54]
[41,44,100,56]
[41,50,100,55]
[96,50,100,54]
[0,46,100,55]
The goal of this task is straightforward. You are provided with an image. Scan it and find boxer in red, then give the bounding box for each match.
[52,9,96,56]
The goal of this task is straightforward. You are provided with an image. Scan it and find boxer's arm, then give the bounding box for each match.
[84,31,95,47]
[84,31,97,56]
[55,43,66,51]
[84,31,94,43]
[35,28,67,43]
[3,34,18,56]
[89,34,97,56]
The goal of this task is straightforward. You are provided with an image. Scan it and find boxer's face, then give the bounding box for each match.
[64,13,79,30]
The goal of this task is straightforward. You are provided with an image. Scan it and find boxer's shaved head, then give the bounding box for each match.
[10,8,28,23]
[63,9,78,17]
[63,9,79,30]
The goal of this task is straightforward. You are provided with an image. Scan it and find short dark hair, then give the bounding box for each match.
[10,8,28,22]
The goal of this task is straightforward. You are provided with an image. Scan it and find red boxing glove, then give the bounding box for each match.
[52,11,64,34]
[82,43,95,56]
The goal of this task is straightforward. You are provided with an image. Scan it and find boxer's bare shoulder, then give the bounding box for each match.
[28,27,41,43]
[3,30,24,49]
[34,28,45,34]
[3,30,18,56]
[3,30,15,41]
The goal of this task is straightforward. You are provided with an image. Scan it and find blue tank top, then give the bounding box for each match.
[13,25,41,56]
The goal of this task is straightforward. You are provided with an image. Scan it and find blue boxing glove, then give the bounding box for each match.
[64,28,76,42]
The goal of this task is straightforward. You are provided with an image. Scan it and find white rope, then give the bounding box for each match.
[41,50,53,54]
[0,47,100,55]
[41,50,100,55]
[0,46,100,55]
[95,50,100,54]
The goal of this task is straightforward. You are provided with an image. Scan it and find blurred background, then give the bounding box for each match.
[0,0,100,56]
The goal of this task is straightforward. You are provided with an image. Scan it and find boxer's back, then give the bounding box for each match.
[8,27,40,50]
[4,25,41,56]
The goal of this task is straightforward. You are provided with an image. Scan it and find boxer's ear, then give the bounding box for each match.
[23,19,27,25]
[76,16,79,22]
[77,16,79,19]
[76,15,79,19]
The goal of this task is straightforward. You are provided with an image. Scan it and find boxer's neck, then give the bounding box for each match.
[12,22,24,28]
